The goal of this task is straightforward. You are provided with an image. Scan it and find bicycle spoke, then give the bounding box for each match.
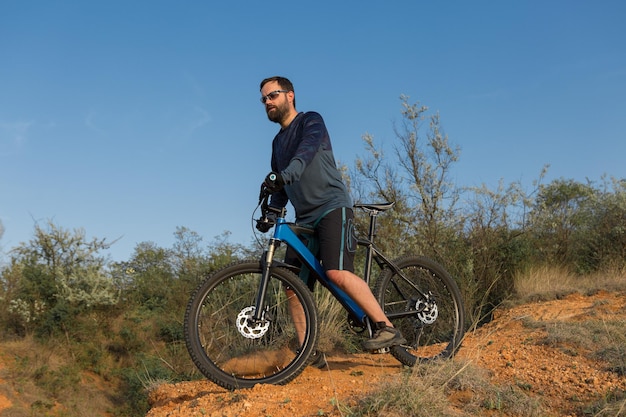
[185,261,318,389]
[375,256,465,366]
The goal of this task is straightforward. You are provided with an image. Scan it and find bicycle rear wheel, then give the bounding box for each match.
[374,255,465,366]
[184,260,319,390]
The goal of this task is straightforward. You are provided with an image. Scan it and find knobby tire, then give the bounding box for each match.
[374,255,465,366]
[184,260,319,390]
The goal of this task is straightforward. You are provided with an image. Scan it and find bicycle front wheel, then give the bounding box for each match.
[184,260,319,390]
[374,255,465,366]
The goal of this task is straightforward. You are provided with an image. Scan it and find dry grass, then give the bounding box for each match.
[345,359,543,417]
[0,336,119,416]
[314,287,359,353]
[513,265,626,302]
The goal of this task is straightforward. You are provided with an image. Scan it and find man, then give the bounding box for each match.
[257,76,406,353]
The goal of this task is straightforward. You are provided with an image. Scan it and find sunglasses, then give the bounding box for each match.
[260,90,288,104]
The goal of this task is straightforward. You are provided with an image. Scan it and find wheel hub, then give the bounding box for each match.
[415,296,438,324]
[236,306,270,339]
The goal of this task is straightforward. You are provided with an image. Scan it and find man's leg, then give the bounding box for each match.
[286,287,306,346]
[325,269,391,326]
[286,287,327,368]
[318,208,406,350]
[326,269,406,350]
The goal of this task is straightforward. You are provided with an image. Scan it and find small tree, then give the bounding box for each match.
[528,178,596,268]
[353,95,461,260]
[566,176,626,272]
[461,179,534,324]
[207,231,254,269]
[5,220,117,335]
[121,241,175,311]
[172,226,205,281]
[588,177,626,271]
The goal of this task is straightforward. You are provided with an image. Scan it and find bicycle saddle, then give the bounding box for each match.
[353,202,395,212]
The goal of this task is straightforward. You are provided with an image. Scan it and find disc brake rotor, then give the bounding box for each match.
[236,306,270,339]
[416,297,438,325]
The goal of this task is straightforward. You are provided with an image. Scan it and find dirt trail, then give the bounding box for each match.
[146,291,626,417]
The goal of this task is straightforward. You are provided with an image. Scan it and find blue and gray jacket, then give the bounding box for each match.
[269,111,352,225]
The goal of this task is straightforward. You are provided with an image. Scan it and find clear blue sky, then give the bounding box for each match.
[1,1,625,262]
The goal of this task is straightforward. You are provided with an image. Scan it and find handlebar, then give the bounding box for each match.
[258,184,270,205]
[256,185,286,232]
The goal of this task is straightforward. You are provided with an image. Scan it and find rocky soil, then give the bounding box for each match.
[146,291,626,417]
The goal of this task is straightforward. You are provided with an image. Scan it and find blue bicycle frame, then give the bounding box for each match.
[255,215,369,328]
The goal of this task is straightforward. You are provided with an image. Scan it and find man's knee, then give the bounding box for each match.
[326,269,352,286]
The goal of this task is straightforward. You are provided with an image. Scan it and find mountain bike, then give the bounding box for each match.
[184,186,465,390]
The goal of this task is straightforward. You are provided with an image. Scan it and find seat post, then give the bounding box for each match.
[362,210,379,284]
[367,209,380,243]
[354,202,393,284]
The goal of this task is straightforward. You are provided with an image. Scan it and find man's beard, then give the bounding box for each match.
[266,101,289,124]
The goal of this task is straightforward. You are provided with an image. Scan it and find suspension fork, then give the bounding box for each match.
[252,237,280,321]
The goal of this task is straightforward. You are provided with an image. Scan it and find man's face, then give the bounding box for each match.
[261,81,290,124]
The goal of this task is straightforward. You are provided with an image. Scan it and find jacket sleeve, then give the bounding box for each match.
[281,112,328,183]
[269,189,289,209]
[269,144,289,209]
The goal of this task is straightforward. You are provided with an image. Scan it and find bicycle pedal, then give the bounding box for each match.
[372,347,390,354]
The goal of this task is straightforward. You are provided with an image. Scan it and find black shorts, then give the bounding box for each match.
[316,207,357,272]
[285,207,357,289]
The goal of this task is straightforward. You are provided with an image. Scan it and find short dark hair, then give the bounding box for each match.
[260,76,296,108]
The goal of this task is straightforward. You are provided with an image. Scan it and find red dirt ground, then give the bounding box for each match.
[146,291,626,417]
